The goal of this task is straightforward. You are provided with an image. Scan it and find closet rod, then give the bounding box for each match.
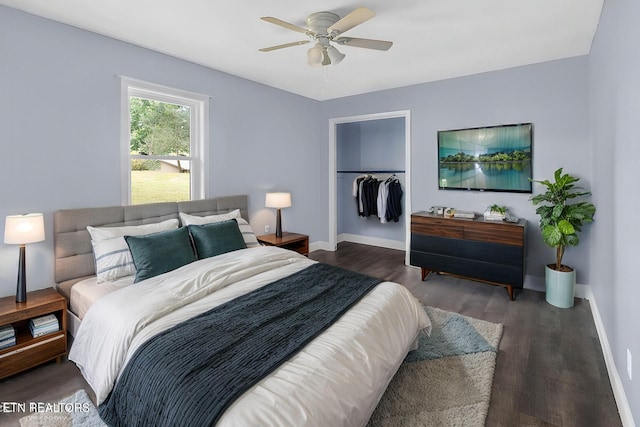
[337,170,405,173]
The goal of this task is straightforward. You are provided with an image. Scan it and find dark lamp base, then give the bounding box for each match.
[275,209,283,238]
[16,245,27,303]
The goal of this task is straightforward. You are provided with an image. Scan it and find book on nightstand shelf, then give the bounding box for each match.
[29,313,60,338]
[0,325,16,349]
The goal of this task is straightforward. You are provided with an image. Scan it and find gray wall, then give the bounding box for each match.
[0,6,323,297]
[321,56,591,291]
[589,0,639,420]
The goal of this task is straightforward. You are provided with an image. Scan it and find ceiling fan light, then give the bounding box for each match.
[322,49,331,66]
[307,43,324,67]
[326,45,345,65]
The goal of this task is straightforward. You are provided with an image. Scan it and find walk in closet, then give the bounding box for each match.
[336,115,407,250]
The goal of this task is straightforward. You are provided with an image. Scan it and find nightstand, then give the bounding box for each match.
[258,232,309,256]
[0,288,67,379]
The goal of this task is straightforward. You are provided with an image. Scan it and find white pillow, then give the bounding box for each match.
[87,219,179,240]
[87,219,179,283]
[179,211,258,248]
[178,210,240,226]
[235,218,259,248]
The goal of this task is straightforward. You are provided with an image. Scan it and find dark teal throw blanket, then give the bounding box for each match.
[98,263,381,427]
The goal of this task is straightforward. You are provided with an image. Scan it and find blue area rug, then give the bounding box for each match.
[368,306,503,427]
[405,306,498,362]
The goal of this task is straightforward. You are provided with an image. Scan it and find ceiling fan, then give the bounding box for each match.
[259,7,393,67]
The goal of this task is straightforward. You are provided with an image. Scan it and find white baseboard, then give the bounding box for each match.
[587,289,636,427]
[309,240,333,252]
[337,233,405,251]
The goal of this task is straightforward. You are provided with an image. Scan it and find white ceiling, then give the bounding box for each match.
[1,0,603,101]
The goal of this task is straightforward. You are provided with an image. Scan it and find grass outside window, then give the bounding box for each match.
[131,171,190,204]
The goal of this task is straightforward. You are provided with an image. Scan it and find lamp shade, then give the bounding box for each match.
[326,45,345,65]
[265,192,292,209]
[4,213,45,244]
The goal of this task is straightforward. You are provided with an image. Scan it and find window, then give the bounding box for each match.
[121,78,209,204]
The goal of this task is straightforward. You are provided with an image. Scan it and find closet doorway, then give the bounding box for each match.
[329,110,411,264]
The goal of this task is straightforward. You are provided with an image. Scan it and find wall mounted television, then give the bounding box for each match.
[438,123,533,193]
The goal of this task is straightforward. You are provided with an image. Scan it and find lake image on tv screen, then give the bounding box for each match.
[438,124,532,192]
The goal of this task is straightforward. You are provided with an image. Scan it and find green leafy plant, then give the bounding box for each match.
[488,204,506,214]
[530,168,596,271]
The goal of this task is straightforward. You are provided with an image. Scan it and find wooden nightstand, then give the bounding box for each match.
[258,232,309,256]
[0,288,67,379]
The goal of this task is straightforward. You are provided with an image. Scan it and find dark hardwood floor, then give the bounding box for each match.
[0,242,622,426]
[310,243,622,427]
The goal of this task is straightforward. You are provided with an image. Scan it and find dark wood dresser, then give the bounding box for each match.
[410,212,527,300]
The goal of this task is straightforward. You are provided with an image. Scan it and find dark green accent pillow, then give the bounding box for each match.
[188,219,247,260]
[125,227,196,283]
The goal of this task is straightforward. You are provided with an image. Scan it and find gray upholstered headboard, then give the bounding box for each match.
[54,195,249,299]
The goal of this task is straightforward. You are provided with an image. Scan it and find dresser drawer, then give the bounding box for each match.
[410,251,524,287]
[411,217,463,238]
[411,234,524,267]
[463,221,524,246]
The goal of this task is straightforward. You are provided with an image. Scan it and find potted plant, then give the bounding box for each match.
[530,168,596,308]
[485,204,507,220]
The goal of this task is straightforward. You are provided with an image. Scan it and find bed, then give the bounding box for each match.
[54,195,431,426]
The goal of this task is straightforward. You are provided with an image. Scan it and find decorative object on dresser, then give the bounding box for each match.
[410,212,527,300]
[453,210,476,219]
[265,192,291,238]
[4,213,45,303]
[0,288,67,379]
[530,168,596,308]
[257,232,309,256]
[484,204,507,220]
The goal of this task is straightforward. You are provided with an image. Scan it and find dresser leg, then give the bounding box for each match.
[507,285,515,301]
[420,268,431,281]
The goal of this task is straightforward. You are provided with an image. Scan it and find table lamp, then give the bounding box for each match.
[265,192,291,238]
[4,213,45,303]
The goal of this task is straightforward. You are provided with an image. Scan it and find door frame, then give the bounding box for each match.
[328,110,412,264]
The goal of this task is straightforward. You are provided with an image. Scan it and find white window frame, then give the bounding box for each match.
[120,77,209,204]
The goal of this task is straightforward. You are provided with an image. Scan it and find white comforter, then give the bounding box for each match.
[69,246,430,427]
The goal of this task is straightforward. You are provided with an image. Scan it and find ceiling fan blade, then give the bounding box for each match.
[327,7,375,35]
[334,37,393,51]
[261,17,310,35]
[259,40,310,52]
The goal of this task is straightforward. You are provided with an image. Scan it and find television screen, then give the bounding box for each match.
[438,123,533,193]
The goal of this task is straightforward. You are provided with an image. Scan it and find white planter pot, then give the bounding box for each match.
[545,265,576,308]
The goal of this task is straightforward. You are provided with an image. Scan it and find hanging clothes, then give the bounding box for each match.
[361,177,380,217]
[377,179,390,224]
[352,174,402,222]
[385,177,403,222]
